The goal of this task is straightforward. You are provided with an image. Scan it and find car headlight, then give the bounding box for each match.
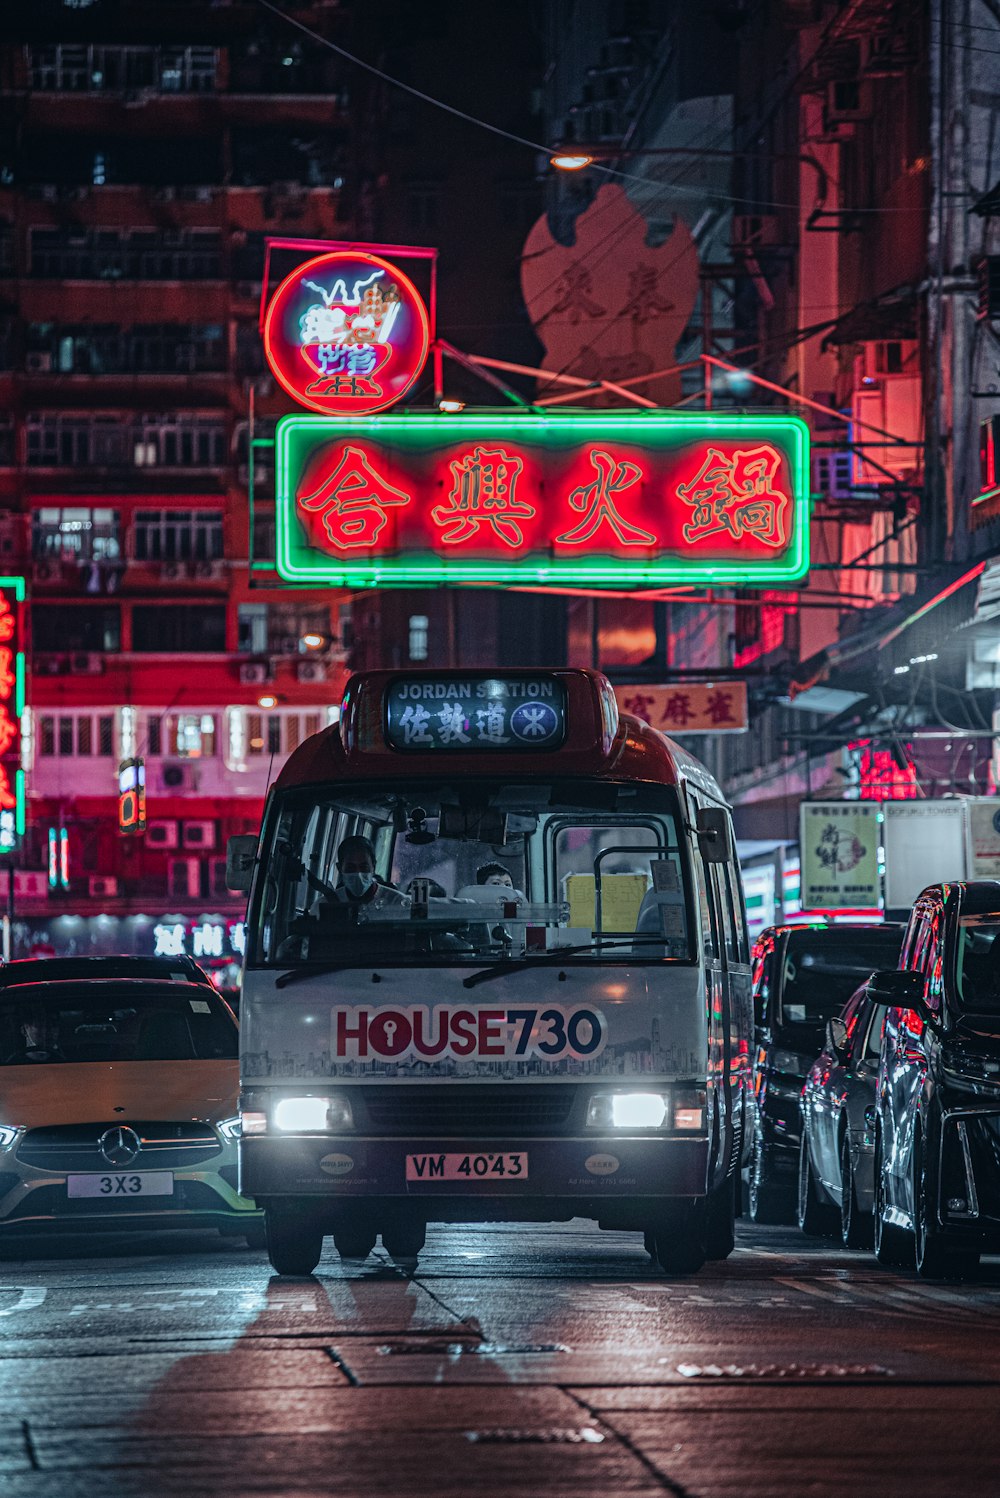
[217,1116,242,1141]
[272,1095,354,1133]
[0,1125,19,1151]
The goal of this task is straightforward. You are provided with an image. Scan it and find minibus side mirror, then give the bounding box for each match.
[226,834,258,893]
[695,806,732,864]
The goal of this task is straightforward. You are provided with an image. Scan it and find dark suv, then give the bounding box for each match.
[748,921,904,1222]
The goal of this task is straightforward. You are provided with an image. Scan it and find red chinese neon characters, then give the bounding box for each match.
[297,446,410,549]
[557,449,656,547]
[432,446,533,547]
[677,445,789,548]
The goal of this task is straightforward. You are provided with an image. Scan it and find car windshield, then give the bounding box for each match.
[254,779,692,968]
[956,916,1000,1012]
[779,929,903,1029]
[0,984,238,1064]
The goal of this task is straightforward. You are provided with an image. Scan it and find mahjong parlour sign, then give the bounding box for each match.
[263,251,430,416]
[275,412,810,589]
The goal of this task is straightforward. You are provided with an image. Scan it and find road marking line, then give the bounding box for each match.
[0,1288,45,1316]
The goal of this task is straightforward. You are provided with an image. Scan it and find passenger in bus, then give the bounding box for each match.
[328,836,410,913]
[476,862,515,889]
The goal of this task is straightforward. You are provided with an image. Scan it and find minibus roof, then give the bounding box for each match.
[274,668,727,803]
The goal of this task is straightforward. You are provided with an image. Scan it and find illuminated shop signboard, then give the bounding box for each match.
[275,413,810,589]
[0,580,25,854]
[263,251,430,416]
[385,677,567,751]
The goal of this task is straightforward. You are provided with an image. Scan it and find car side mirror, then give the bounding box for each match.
[826,1016,849,1059]
[867,968,940,1030]
[226,834,257,893]
[695,806,732,864]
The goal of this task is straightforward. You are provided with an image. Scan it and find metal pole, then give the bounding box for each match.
[702,277,713,410]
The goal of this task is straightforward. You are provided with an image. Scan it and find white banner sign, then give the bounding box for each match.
[800,802,882,911]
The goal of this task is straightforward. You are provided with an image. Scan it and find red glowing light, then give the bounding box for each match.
[433,446,532,548]
[263,251,430,416]
[677,445,790,548]
[556,449,655,547]
[297,444,411,550]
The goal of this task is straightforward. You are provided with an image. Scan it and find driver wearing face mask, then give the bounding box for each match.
[328,835,410,915]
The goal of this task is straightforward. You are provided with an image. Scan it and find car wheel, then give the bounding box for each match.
[840,1133,873,1250]
[797,1132,839,1238]
[265,1206,324,1277]
[913,1134,980,1281]
[748,1136,796,1225]
[650,1200,707,1276]
[873,1129,913,1269]
[705,1171,737,1260]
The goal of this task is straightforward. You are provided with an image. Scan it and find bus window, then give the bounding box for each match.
[254,779,693,966]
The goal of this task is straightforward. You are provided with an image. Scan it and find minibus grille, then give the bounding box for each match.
[360,1086,577,1135]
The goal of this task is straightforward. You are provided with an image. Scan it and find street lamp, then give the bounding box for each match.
[549,152,594,172]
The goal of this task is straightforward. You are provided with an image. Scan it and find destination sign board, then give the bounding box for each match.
[384,677,567,752]
[275,412,810,589]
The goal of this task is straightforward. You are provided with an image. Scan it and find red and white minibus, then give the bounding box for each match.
[230,669,752,1275]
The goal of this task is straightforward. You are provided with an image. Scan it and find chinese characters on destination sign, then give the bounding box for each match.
[615,682,748,736]
[276,414,810,589]
[384,678,567,752]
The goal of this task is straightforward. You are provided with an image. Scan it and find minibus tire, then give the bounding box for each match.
[651,1203,707,1276]
[265,1207,324,1276]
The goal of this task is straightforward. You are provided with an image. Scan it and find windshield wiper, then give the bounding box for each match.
[462,936,670,990]
[276,964,350,989]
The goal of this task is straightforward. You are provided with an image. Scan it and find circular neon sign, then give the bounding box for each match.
[263,250,430,416]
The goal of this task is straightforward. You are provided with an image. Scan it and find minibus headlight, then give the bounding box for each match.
[586,1092,670,1129]
[274,1096,332,1133]
[241,1111,267,1136]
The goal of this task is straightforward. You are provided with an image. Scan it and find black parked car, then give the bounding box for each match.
[748,921,904,1222]
[798,983,889,1246]
[0,956,213,989]
[874,881,1000,1279]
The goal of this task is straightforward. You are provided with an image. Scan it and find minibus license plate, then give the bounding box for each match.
[406,1152,527,1182]
[67,1173,174,1199]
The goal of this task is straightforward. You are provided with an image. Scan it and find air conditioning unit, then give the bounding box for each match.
[158,762,198,794]
[296,659,327,684]
[147,819,179,849]
[153,187,176,202]
[26,351,53,373]
[33,653,65,675]
[239,662,270,685]
[181,819,216,850]
[162,562,183,580]
[189,560,225,581]
[88,875,119,898]
[39,185,59,202]
[14,871,49,899]
[70,653,104,675]
[978,257,1000,322]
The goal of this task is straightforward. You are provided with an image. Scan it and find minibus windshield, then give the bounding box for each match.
[254,780,692,968]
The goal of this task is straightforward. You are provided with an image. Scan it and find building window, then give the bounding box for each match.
[32,604,120,653]
[37,712,116,756]
[406,183,441,230]
[167,713,216,758]
[132,605,226,653]
[25,412,226,469]
[237,603,268,655]
[408,614,429,661]
[132,510,223,563]
[251,513,276,564]
[29,227,223,280]
[32,507,120,561]
[28,44,218,94]
[147,716,162,756]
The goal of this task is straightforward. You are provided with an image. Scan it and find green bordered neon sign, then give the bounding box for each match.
[275,412,810,589]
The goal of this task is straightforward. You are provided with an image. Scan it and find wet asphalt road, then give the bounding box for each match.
[0,1221,997,1497]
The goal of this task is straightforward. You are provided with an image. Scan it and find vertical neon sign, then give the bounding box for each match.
[0,579,25,854]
